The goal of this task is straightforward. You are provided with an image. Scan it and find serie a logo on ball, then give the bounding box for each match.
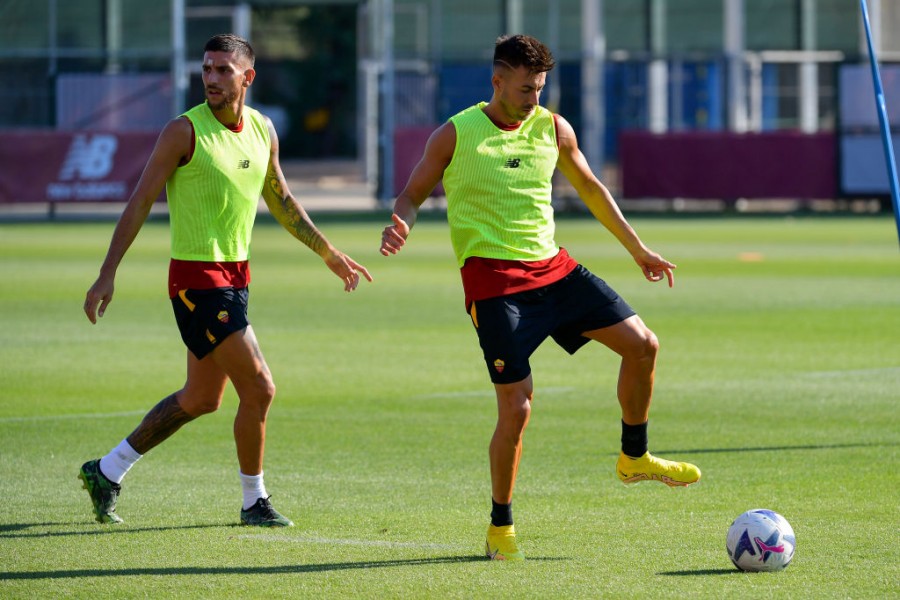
[726,509,795,572]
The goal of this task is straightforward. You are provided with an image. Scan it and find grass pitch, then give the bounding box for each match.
[0,214,897,598]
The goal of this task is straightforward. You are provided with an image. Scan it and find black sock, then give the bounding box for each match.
[491,499,513,527]
[621,420,648,458]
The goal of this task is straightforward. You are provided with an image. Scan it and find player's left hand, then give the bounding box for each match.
[324,251,373,292]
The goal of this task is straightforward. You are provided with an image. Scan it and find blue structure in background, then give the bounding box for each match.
[437,64,494,122]
[672,61,723,131]
[555,61,649,161]
[760,63,780,130]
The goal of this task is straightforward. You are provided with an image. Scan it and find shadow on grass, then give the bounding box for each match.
[0,555,568,580]
[658,568,740,576]
[653,441,896,455]
[0,522,232,539]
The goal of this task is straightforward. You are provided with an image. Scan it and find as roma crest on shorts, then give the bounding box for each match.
[217,310,230,323]
[493,359,505,374]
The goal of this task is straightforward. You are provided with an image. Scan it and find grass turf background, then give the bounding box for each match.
[1,215,897,598]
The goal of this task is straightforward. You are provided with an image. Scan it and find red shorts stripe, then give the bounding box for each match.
[460,248,578,307]
[168,259,250,298]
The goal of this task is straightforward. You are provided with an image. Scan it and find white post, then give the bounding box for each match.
[724,0,747,132]
[799,0,818,133]
[546,0,561,112]
[505,0,523,34]
[379,0,395,203]
[171,0,186,117]
[581,0,605,176]
[747,53,763,131]
[861,0,881,57]
[105,0,122,74]
[648,0,667,133]
[234,3,252,104]
[233,2,251,39]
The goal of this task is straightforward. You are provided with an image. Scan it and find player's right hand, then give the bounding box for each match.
[323,250,373,292]
[633,250,677,288]
[84,276,114,324]
[380,213,410,256]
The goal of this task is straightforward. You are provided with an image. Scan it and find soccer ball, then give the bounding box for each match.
[726,509,795,572]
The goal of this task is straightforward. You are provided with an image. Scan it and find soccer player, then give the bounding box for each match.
[80,34,372,526]
[380,35,700,560]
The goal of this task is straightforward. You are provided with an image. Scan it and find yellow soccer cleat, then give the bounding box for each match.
[485,524,525,561]
[616,452,701,487]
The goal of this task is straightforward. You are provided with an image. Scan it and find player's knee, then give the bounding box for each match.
[514,399,531,423]
[263,379,276,406]
[628,328,659,362]
[248,375,276,411]
[500,396,531,433]
[181,393,224,416]
[644,330,660,359]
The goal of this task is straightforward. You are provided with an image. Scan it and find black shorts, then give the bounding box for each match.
[171,287,250,360]
[468,265,636,384]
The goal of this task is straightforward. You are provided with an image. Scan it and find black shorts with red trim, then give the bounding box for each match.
[468,265,636,384]
[171,287,250,359]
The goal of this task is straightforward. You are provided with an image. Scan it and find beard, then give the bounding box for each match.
[206,87,237,111]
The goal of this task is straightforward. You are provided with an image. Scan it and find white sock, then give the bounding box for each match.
[98,439,142,484]
[240,471,268,510]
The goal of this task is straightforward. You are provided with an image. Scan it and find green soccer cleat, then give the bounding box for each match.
[78,459,124,524]
[240,496,294,527]
[485,524,525,561]
[616,452,701,487]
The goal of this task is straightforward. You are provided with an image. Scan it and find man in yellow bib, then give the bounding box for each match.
[80,34,371,526]
[381,35,700,560]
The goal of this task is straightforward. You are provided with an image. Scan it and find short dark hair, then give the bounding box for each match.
[493,34,555,73]
[204,34,255,67]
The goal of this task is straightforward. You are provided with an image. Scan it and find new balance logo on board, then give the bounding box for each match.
[58,134,118,180]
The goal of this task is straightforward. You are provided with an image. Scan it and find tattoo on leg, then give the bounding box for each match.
[126,393,196,454]
[251,340,265,362]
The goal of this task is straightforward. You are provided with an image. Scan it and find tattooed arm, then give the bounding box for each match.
[260,117,372,291]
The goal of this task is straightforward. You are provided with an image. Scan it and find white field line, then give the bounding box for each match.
[231,534,468,551]
[0,410,146,423]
